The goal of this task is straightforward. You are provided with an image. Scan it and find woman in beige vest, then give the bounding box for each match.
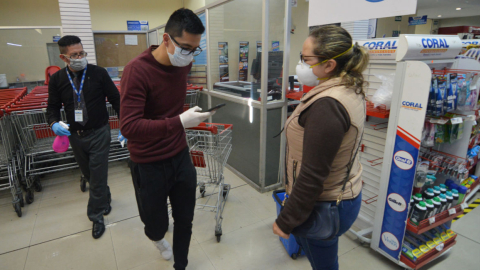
[273,25,369,270]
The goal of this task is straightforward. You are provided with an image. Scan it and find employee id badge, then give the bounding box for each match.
[75,109,83,122]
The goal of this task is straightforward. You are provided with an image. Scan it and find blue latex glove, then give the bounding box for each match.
[52,122,71,136]
[118,130,127,146]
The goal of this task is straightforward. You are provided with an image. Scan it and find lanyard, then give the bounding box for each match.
[66,66,87,104]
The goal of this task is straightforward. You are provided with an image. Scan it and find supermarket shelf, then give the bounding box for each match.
[406,205,463,234]
[400,237,457,270]
[465,182,480,202]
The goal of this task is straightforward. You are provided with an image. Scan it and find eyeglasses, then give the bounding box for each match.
[170,36,202,56]
[300,53,323,64]
[63,52,88,60]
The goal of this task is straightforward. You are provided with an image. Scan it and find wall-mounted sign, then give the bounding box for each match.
[392,30,401,37]
[238,42,249,81]
[218,42,229,82]
[53,36,61,42]
[408,16,427,26]
[272,41,280,52]
[395,16,402,22]
[127,21,149,31]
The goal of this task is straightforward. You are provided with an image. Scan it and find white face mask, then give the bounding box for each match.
[296,61,320,87]
[70,57,87,71]
[166,35,194,67]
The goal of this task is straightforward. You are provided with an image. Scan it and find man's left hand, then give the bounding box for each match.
[273,221,290,239]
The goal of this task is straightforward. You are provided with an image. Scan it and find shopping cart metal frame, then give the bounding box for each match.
[186,123,233,242]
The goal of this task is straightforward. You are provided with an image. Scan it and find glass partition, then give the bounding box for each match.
[267,0,286,102]
[94,33,147,79]
[208,0,263,100]
[148,30,159,46]
[0,28,62,88]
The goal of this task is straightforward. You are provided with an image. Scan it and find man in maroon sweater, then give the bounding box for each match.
[120,9,213,270]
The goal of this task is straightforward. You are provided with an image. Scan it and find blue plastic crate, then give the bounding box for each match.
[272,190,305,259]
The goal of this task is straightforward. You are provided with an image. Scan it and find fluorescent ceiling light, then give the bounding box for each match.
[456,8,462,10]
[438,15,442,17]
[7,43,22,47]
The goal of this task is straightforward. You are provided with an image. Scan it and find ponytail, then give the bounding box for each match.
[309,26,370,96]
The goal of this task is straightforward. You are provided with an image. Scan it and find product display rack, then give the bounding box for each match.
[354,34,480,270]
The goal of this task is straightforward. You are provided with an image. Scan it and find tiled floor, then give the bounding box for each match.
[0,161,479,270]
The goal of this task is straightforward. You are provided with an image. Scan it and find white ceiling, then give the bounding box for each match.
[416,0,480,19]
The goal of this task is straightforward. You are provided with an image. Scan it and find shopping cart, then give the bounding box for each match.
[186,122,233,242]
[184,84,203,112]
[0,114,24,217]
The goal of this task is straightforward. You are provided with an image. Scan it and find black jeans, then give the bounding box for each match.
[129,147,197,270]
[69,124,111,223]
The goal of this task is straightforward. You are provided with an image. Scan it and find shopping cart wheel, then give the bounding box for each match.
[199,186,206,197]
[19,192,25,207]
[222,185,230,199]
[80,176,87,192]
[14,202,22,217]
[34,180,42,192]
[25,189,34,204]
[215,228,222,243]
[291,253,298,260]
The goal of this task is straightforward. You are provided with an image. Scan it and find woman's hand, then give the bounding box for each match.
[273,221,290,239]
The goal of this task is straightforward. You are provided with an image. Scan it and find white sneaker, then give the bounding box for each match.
[153,239,173,261]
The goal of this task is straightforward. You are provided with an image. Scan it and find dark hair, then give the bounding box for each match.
[58,35,82,54]
[309,25,369,95]
[165,8,205,38]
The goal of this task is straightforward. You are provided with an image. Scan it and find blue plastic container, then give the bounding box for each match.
[272,190,305,259]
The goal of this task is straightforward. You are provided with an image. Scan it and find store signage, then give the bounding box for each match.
[408,15,427,26]
[392,31,400,37]
[378,61,432,260]
[193,13,207,66]
[53,36,61,42]
[463,40,480,46]
[396,35,463,61]
[308,0,417,27]
[272,41,280,52]
[127,21,149,31]
[218,42,229,82]
[238,42,249,81]
[357,38,398,60]
[395,16,402,22]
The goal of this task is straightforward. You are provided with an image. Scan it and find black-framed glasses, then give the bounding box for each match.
[63,51,88,60]
[300,52,323,64]
[170,36,202,56]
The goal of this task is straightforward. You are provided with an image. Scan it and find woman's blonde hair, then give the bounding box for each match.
[309,25,369,95]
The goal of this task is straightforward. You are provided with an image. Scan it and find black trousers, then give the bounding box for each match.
[129,147,197,270]
[69,124,111,223]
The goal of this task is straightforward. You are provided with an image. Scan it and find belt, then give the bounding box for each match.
[75,128,95,137]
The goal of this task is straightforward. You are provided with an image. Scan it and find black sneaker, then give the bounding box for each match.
[92,221,105,239]
[104,204,112,216]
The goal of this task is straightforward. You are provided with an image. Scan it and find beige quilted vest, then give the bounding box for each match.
[285,77,365,201]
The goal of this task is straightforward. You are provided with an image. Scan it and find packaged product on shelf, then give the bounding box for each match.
[414,162,429,193]
[410,201,427,225]
[403,240,425,260]
[428,78,437,116]
[466,73,479,111]
[406,231,431,253]
[445,191,454,209]
[439,194,448,212]
[439,184,447,194]
[451,189,459,205]
[435,124,446,144]
[424,230,443,245]
[422,122,436,147]
[446,73,457,111]
[434,76,444,116]
[423,188,435,201]
[425,199,435,218]
[402,244,422,262]
[432,197,442,216]
[457,185,468,204]
[437,76,448,114]
[433,186,441,197]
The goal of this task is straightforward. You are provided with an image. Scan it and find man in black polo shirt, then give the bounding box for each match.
[47,35,120,239]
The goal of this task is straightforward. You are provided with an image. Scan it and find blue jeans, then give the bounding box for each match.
[294,192,362,270]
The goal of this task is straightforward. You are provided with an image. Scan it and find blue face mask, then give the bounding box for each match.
[166,34,194,67]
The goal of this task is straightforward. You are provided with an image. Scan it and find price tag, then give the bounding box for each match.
[429,217,436,225]
[451,117,463,124]
[448,208,457,215]
[461,202,468,210]
[436,243,445,251]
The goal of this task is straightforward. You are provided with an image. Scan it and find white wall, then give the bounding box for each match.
[289,0,309,75]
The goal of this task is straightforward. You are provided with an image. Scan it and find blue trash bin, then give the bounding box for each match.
[272,189,305,259]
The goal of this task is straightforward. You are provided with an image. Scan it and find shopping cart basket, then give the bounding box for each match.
[184,85,203,112]
[185,122,232,242]
[0,114,24,217]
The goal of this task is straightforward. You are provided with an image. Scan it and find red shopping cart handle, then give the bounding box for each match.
[186,122,233,135]
[4,105,47,114]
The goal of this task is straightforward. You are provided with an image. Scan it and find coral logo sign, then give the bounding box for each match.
[366,0,384,2]
[401,101,423,111]
[387,193,407,212]
[421,38,450,53]
[394,151,414,170]
[382,232,400,251]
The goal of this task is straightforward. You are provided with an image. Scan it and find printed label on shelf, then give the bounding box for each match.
[450,117,463,124]
[429,217,436,225]
[436,243,445,251]
[448,208,457,215]
[461,202,468,210]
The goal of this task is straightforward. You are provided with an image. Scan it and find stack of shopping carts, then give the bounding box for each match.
[184,84,203,111]
[0,87,28,217]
